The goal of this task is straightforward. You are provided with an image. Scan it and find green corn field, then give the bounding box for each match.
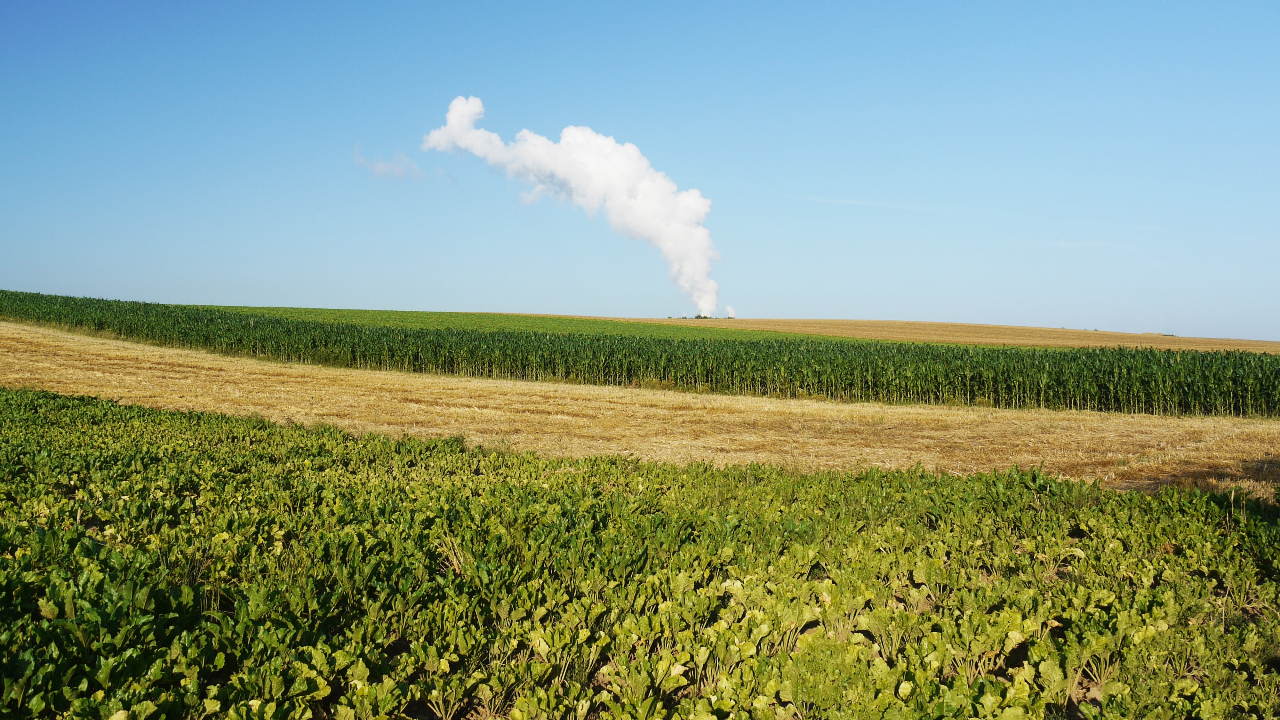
[2,289,1279,417]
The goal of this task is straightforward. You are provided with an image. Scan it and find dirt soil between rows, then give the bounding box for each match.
[2,321,1277,496]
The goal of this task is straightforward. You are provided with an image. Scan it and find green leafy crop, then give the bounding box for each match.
[2,388,1277,719]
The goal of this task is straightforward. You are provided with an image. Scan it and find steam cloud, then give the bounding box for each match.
[423,96,721,316]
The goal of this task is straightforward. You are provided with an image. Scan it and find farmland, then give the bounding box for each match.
[3,388,1279,719]
[642,318,1280,355]
[4,320,1279,492]
[3,290,1280,719]
[210,308,1280,355]
[6,3,1277,720]
[4,290,1280,417]
[205,307,807,343]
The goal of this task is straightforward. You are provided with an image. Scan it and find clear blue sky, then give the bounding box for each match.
[3,2,1277,339]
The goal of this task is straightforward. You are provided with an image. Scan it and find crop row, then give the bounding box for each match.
[3,289,1280,416]
[2,388,1278,718]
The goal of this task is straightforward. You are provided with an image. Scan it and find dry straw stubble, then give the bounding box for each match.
[2,321,1278,496]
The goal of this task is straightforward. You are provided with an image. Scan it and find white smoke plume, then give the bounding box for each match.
[423,96,721,316]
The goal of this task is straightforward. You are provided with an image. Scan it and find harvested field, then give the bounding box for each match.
[2,320,1277,495]
[632,317,1280,353]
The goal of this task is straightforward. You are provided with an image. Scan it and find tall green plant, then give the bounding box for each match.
[4,289,1278,416]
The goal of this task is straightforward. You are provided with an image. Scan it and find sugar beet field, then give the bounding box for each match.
[2,291,1280,719]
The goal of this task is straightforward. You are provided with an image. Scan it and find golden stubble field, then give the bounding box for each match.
[2,321,1278,496]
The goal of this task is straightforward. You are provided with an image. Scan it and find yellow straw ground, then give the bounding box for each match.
[2,321,1277,496]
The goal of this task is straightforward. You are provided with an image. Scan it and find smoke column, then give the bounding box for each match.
[423,96,721,316]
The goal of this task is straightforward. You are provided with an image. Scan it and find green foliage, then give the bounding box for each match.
[2,388,1278,719]
[5,290,1280,417]
[204,307,802,342]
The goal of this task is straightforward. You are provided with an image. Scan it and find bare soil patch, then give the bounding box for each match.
[2,321,1276,495]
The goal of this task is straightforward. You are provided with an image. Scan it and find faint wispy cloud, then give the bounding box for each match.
[352,147,424,179]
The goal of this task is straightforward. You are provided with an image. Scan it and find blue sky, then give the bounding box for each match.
[2,2,1278,339]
